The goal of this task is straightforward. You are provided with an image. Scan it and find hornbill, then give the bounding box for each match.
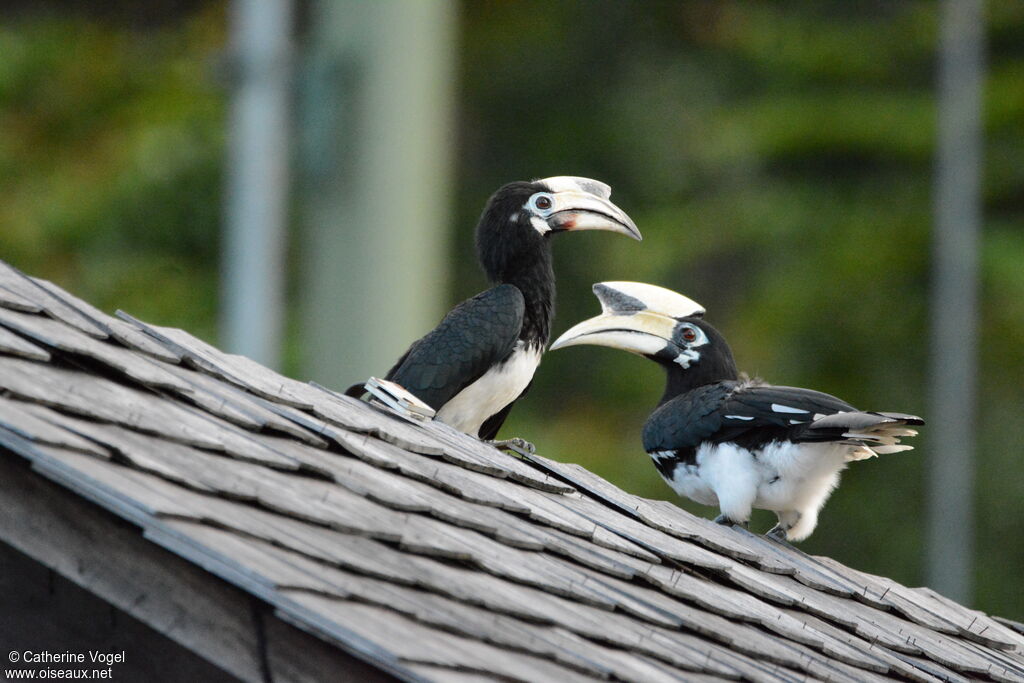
[354,177,640,446]
[551,282,923,541]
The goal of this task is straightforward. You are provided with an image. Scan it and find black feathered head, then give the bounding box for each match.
[475,177,640,283]
[551,281,739,386]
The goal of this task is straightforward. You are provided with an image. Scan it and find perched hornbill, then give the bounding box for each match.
[551,282,923,541]
[358,177,640,445]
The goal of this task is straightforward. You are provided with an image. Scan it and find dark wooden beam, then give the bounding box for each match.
[0,453,393,683]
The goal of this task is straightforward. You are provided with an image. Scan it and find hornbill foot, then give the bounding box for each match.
[488,438,536,454]
[713,514,748,530]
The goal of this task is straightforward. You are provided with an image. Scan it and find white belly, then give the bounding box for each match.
[750,441,850,512]
[661,441,851,517]
[436,344,542,435]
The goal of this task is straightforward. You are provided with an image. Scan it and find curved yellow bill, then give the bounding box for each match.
[547,191,642,241]
[550,310,678,356]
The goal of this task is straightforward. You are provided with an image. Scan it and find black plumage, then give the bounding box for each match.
[644,379,886,478]
[355,178,640,441]
[552,281,923,541]
[385,285,524,431]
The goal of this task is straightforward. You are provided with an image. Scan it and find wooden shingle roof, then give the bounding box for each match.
[1,257,1023,682]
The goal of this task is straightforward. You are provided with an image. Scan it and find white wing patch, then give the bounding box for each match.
[725,414,754,421]
[771,403,809,414]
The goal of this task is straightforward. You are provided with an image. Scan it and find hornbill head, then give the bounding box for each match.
[477,177,640,282]
[551,282,736,380]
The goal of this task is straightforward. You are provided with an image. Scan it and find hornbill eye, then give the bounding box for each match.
[530,193,554,212]
[680,326,698,343]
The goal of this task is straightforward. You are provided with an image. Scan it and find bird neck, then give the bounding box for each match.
[500,246,555,347]
[657,350,739,407]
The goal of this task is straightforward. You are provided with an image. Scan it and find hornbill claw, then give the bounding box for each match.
[713,514,748,530]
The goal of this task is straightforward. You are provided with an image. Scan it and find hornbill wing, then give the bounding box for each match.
[729,385,923,452]
[642,382,857,456]
[644,382,920,458]
[642,382,736,457]
[386,284,525,412]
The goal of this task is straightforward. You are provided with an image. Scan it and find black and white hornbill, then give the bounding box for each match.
[357,177,640,445]
[551,282,923,541]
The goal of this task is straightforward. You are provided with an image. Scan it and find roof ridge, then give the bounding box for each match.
[1,257,1022,682]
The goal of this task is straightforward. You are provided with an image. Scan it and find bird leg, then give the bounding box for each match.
[766,511,800,541]
[713,514,749,530]
[487,438,536,454]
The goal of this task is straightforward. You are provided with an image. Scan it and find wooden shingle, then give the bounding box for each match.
[1,259,1022,683]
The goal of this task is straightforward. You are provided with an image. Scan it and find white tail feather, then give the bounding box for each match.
[827,411,922,459]
[872,444,915,454]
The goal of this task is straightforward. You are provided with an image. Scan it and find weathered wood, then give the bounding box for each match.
[30,277,183,362]
[224,542,624,680]
[158,513,767,681]
[362,434,534,512]
[0,540,241,683]
[424,419,576,493]
[546,494,697,565]
[4,262,1023,683]
[0,398,110,457]
[520,452,769,565]
[0,452,349,683]
[16,440,199,521]
[279,440,653,571]
[0,261,108,338]
[157,363,330,446]
[960,639,1024,682]
[712,556,807,607]
[8,428,1011,682]
[281,595,601,683]
[775,575,1005,675]
[290,394,576,497]
[0,283,44,312]
[640,563,825,648]
[902,583,1024,651]
[994,616,1024,636]
[0,305,192,391]
[118,312,318,408]
[400,666,500,683]
[0,324,51,360]
[778,607,942,680]
[0,355,299,469]
[262,614,398,683]
[639,499,783,569]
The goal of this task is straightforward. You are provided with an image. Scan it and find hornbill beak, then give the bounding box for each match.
[550,282,705,355]
[537,176,642,241]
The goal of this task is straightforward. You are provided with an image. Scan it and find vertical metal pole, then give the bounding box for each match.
[926,0,984,604]
[221,0,293,368]
[298,0,456,389]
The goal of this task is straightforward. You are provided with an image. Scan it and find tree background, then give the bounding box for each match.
[2,1,1022,618]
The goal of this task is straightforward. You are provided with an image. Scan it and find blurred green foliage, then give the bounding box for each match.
[1,1,1023,618]
[0,5,225,340]
[458,1,1024,617]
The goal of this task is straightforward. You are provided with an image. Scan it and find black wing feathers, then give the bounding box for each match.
[387,284,525,411]
[643,381,860,455]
